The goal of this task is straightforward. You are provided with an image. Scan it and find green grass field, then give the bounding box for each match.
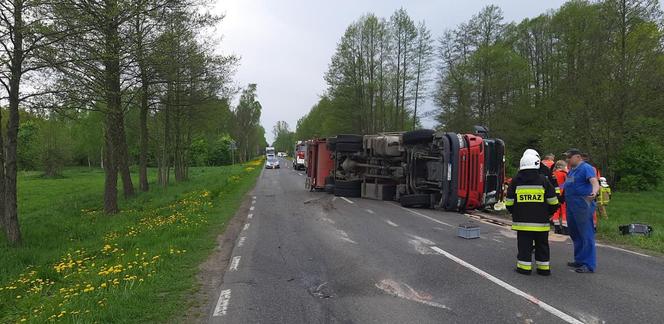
[596,188,664,255]
[0,160,262,323]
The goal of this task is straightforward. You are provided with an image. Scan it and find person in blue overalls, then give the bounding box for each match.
[564,149,600,273]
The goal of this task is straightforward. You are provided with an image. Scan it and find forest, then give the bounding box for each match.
[289,0,664,193]
[0,1,266,245]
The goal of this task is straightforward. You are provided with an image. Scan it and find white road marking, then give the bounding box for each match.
[213,289,231,317]
[596,243,651,258]
[430,246,583,324]
[243,223,250,231]
[252,196,256,199]
[332,197,338,201]
[340,197,354,204]
[386,220,398,227]
[365,209,375,214]
[399,206,454,228]
[298,173,303,176]
[237,236,246,247]
[249,206,255,211]
[248,213,253,219]
[229,256,241,271]
[251,200,256,205]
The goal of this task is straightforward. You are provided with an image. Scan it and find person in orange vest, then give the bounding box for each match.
[551,160,569,235]
[541,153,555,170]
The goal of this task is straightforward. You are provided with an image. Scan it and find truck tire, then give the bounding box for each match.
[334,180,361,197]
[326,137,337,151]
[402,129,435,145]
[336,134,363,144]
[325,184,335,194]
[336,142,363,152]
[400,194,432,208]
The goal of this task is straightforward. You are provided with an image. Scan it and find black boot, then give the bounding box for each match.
[515,268,531,275]
[537,269,551,276]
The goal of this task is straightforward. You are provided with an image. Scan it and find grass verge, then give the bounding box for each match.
[0,160,263,323]
[596,188,664,254]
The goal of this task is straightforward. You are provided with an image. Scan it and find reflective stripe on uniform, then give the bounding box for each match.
[515,186,545,203]
[505,198,515,206]
[517,261,532,270]
[512,222,550,232]
[555,187,561,195]
[536,261,550,270]
[546,197,559,205]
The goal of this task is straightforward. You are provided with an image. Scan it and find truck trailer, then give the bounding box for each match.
[306,127,504,212]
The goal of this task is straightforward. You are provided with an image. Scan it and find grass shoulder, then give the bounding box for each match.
[0,160,263,323]
[596,188,664,255]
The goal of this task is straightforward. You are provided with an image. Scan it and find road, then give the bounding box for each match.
[208,158,664,324]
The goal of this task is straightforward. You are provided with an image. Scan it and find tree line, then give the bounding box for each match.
[295,1,664,191]
[296,9,434,140]
[434,0,664,190]
[0,1,266,245]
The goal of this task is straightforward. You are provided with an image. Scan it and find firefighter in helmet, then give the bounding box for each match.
[505,153,560,276]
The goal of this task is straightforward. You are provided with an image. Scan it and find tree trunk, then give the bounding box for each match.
[102,8,122,214]
[4,2,24,244]
[138,78,149,191]
[103,115,119,214]
[116,113,135,198]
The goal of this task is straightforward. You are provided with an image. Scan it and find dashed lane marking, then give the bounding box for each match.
[229,256,241,271]
[213,289,231,317]
[249,206,255,211]
[248,213,253,219]
[243,223,250,231]
[251,200,256,205]
[399,206,454,228]
[430,246,583,324]
[237,236,246,247]
[365,209,375,214]
[340,197,354,204]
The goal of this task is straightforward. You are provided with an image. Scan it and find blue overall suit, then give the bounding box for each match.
[564,161,597,271]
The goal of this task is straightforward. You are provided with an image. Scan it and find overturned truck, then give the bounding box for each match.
[317,127,505,212]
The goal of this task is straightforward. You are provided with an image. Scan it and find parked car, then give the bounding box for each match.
[265,156,280,169]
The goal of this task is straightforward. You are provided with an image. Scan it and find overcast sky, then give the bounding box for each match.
[211,0,570,144]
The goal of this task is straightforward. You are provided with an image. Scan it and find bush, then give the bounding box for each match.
[614,136,664,191]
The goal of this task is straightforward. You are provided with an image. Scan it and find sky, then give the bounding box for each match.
[211,0,570,144]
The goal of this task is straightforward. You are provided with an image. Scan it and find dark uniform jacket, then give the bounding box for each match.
[505,169,559,232]
[540,164,560,196]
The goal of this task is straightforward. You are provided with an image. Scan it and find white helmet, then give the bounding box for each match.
[523,149,540,159]
[520,154,541,170]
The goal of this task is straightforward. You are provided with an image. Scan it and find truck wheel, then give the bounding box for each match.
[334,180,361,197]
[400,194,432,208]
[336,142,363,152]
[325,184,335,194]
[326,137,337,151]
[402,129,435,145]
[336,134,363,144]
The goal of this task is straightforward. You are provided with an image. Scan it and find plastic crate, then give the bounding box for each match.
[458,222,480,239]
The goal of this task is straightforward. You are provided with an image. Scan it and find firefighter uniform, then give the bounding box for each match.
[505,154,559,276]
[552,168,568,234]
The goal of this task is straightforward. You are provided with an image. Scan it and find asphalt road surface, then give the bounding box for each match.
[208,158,664,324]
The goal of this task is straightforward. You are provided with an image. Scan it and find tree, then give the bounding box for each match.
[0,0,72,244]
[232,84,263,162]
[412,20,434,129]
